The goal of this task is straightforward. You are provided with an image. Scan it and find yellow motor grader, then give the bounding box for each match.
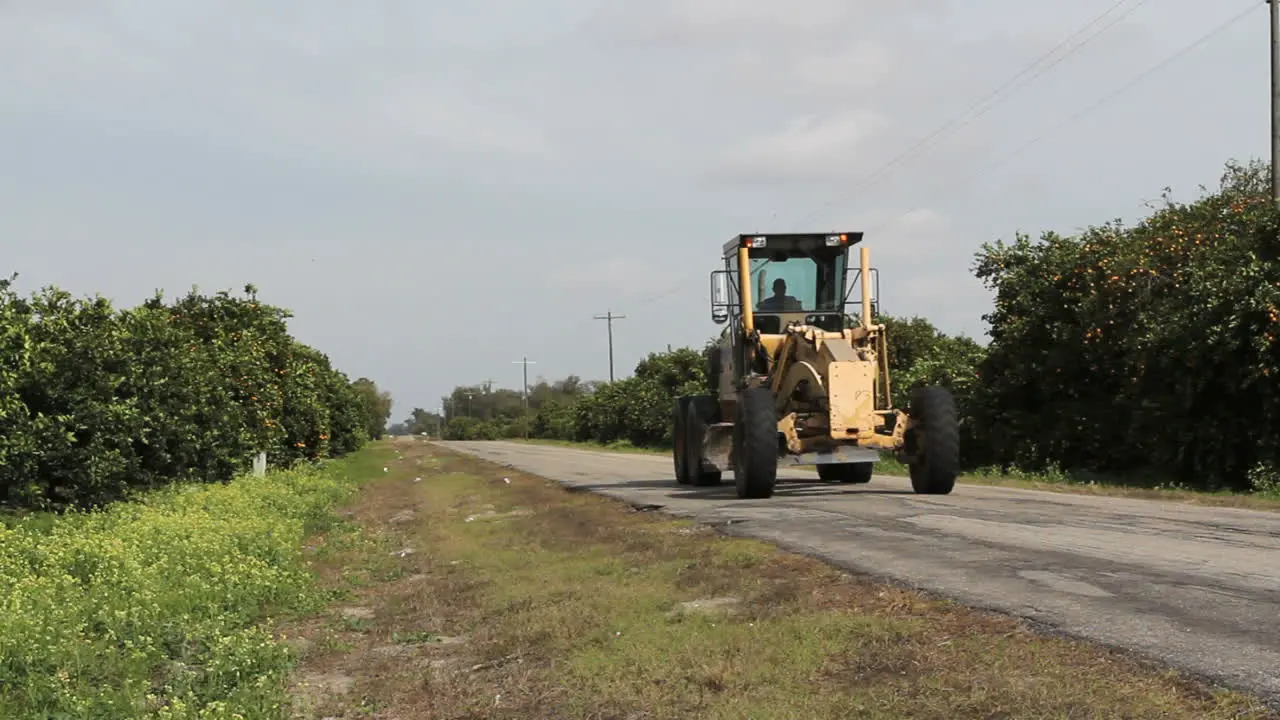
[672,232,959,499]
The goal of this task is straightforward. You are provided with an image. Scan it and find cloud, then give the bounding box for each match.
[890,208,950,235]
[0,3,557,174]
[710,111,889,183]
[736,43,894,95]
[832,207,954,258]
[548,256,660,296]
[595,0,935,47]
[641,0,859,38]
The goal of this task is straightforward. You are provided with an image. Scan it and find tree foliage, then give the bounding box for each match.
[969,159,1280,490]
[0,281,383,510]
[351,377,394,440]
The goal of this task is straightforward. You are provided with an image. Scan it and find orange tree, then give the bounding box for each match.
[0,281,377,510]
[969,159,1280,489]
[568,347,706,446]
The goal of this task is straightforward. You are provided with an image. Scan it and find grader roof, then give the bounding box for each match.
[720,232,866,257]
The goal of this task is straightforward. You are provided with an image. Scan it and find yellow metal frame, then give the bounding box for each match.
[737,245,754,333]
[730,238,903,453]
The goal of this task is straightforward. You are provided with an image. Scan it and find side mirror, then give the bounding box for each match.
[710,270,731,324]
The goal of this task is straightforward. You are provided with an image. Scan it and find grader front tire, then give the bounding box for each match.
[906,387,960,495]
[733,387,778,499]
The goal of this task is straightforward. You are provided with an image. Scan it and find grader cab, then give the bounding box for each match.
[672,232,960,499]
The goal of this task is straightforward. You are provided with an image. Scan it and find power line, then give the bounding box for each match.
[862,1,1261,238]
[592,310,626,382]
[791,0,1154,227]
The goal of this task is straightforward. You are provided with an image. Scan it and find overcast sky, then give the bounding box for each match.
[0,0,1267,418]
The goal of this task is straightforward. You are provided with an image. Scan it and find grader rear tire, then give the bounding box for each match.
[906,387,959,495]
[817,462,873,484]
[673,397,691,485]
[733,387,777,499]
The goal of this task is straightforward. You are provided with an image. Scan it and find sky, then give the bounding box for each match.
[0,0,1269,419]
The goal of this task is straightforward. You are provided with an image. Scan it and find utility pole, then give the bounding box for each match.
[512,357,536,439]
[480,379,494,420]
[1273,0,1280,204]
[593,310,626,383]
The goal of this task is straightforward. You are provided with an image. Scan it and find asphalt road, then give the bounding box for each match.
[439,440,1280,702]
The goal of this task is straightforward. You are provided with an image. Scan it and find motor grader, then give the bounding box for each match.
[672,232,960,499]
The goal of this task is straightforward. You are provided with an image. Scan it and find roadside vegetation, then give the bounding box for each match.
[0,275,397,717]
[402,159,1280,500]
[0,443,396,719]
[281,439,1277,719]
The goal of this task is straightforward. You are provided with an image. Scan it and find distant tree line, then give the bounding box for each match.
[400,160,1280,493]
[393,326,975,451]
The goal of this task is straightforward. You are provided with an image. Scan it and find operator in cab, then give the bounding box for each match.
[757,278,802,312]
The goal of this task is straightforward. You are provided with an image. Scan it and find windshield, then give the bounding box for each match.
[749,250,846,312]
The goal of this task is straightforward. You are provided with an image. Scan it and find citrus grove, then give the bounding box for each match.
[415,159,1280,494]
[0,281,393,511]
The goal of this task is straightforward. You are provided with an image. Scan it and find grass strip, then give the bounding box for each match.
[283,440,1277,719]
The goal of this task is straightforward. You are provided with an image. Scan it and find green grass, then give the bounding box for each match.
[0,442,397,719]
[297,445,1272,719]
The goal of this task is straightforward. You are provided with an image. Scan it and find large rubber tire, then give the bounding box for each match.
[906,387,960,495]
[817,462,873,484]
[686,396,722,486]
[673,397,691,485]
[733,387,778,499]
